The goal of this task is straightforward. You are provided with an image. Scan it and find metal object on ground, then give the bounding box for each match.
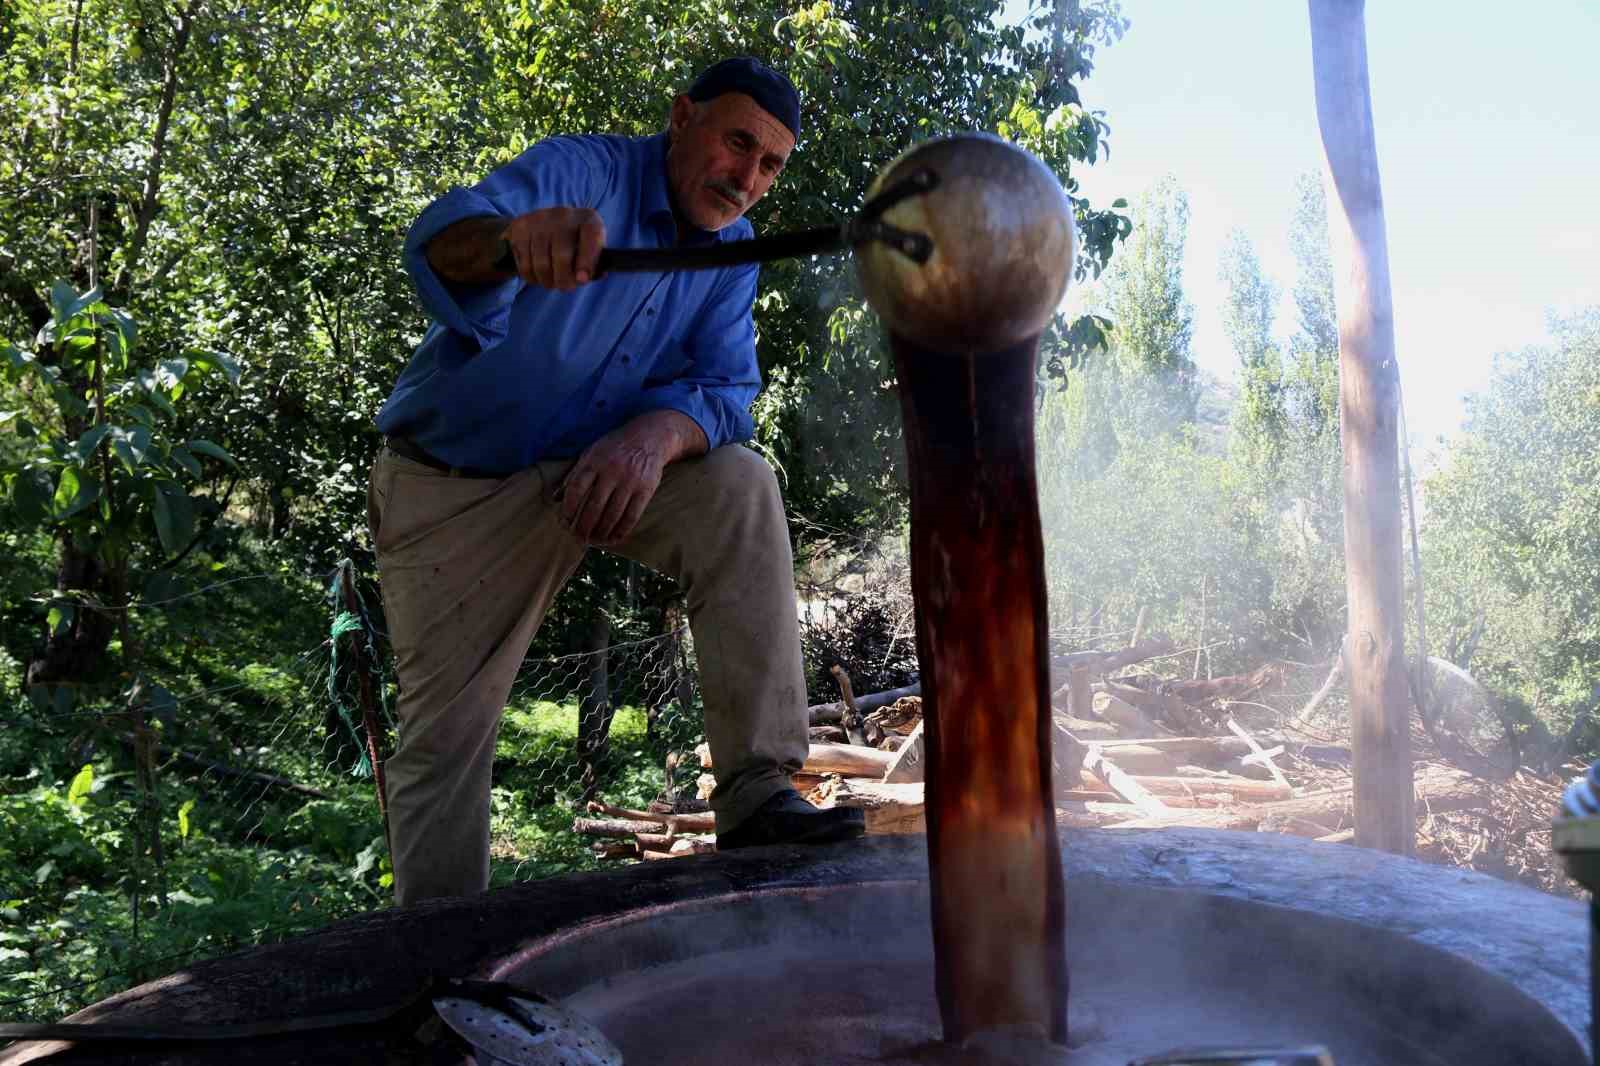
[858,132,1076,1047]
[1128,1047,1334,1066]
[432,978,622,1066]
[1554,761,1600,1066]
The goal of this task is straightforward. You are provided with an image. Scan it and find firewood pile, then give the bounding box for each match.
[574,638,1577,897]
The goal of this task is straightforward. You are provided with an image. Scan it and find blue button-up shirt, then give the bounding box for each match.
[376,132,761,474]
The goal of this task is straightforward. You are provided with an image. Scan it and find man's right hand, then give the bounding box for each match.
[425,209,606,290]
[500,207,606,291]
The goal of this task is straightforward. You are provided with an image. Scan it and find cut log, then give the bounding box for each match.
[832,664,869,746]
[664,811,716,835]
[695,741,896,779]
[1105,766,1486,831]
[1160,664,1281,707]
[809,725,848,743]
[808,776,925,835]
[865,696,923,736]
[1226,717,1293,794]
[668,837,716,855]
[1098,736,1261,756]
[1051,721,1085,790]
[1090,692,1160,735]
[1100,681,1208,733]
[1096,773,1293,804]
[590,841,640,860]
[1083,746,1169,816]
[1073,743,1182,777]
[1054,715,1121,741]
[808,683,922,725]
[1053,635,1177,675]
[884,720,926,784]
[572,817,664,838]
[587,799,658,823]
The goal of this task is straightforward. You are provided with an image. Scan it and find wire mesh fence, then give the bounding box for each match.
[0,555,715,1021]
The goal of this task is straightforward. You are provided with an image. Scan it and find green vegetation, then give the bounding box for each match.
[0,527,685,1018]
[2,0,1595,1029]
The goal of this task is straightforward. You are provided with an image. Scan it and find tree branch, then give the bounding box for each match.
[117,0,201,295]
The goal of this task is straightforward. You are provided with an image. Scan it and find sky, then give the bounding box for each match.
[1025,0,1600,459]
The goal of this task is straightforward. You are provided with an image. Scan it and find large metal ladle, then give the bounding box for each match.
[491,168,939,276]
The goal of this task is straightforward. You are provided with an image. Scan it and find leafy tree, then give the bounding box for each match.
[2,284,238,687]
[1219,228,1284,475]
[3,0,1134,672]
[1098,175,1198,431]
[1422,310,1600,757]
[1215,176,1346,658]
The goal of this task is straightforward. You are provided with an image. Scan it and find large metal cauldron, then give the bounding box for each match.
[0,831,1586,1065]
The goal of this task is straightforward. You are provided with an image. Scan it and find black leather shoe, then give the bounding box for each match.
[716,788,866,851]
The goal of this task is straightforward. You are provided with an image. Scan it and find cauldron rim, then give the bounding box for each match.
[1,830,1586,1065]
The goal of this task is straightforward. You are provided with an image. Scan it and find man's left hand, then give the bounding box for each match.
[558,411,708,545]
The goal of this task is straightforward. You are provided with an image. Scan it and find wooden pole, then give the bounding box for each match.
[1308,0,1414,855]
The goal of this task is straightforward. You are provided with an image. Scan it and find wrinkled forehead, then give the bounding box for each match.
[698,92,797,159]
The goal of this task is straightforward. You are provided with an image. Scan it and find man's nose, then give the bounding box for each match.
[731,155,760,190]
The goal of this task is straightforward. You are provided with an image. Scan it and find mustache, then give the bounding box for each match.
[706,180,748,210]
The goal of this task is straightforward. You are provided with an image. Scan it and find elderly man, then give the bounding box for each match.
[370,57,864,906]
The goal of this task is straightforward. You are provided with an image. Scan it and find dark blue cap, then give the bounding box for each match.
[687,56,802,142]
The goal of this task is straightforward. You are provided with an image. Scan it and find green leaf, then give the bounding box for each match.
[45,604,73,636]
[177,798,196,842]
[156,357,189,390]
[110,430,139,473]
[169,444,202,478]
[52,470,101,519]
[66,764,94,807]
[102,308,137,358]
[186,439,237,468]
[151,481,194,554]
[196,350,243,389]
[146,388,177,419]
[73,424,111,463]
[49,281,77,325]
[10,468,53,522]
[68,287,103,320]
[52,467,80,513]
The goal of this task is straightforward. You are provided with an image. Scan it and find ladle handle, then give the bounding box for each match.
[490,225,846,277]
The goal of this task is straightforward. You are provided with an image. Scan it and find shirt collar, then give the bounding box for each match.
[641,132,740,246]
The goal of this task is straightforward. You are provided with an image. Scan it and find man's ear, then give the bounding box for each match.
[668,94,697,139]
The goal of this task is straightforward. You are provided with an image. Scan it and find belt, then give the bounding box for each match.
[383,436,504,479]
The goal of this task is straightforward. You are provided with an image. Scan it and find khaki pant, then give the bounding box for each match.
[367,444,809,905]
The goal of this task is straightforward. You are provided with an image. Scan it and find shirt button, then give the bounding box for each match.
[596,400,607,409]
[621,354,631,364]
[646,307,656,316]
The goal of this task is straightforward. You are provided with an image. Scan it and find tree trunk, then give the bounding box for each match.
[27,536,116,687]
[576,602,614,804]
[1308,0,1415,856]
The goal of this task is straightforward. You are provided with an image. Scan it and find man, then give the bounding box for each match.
[370,57,864,906]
